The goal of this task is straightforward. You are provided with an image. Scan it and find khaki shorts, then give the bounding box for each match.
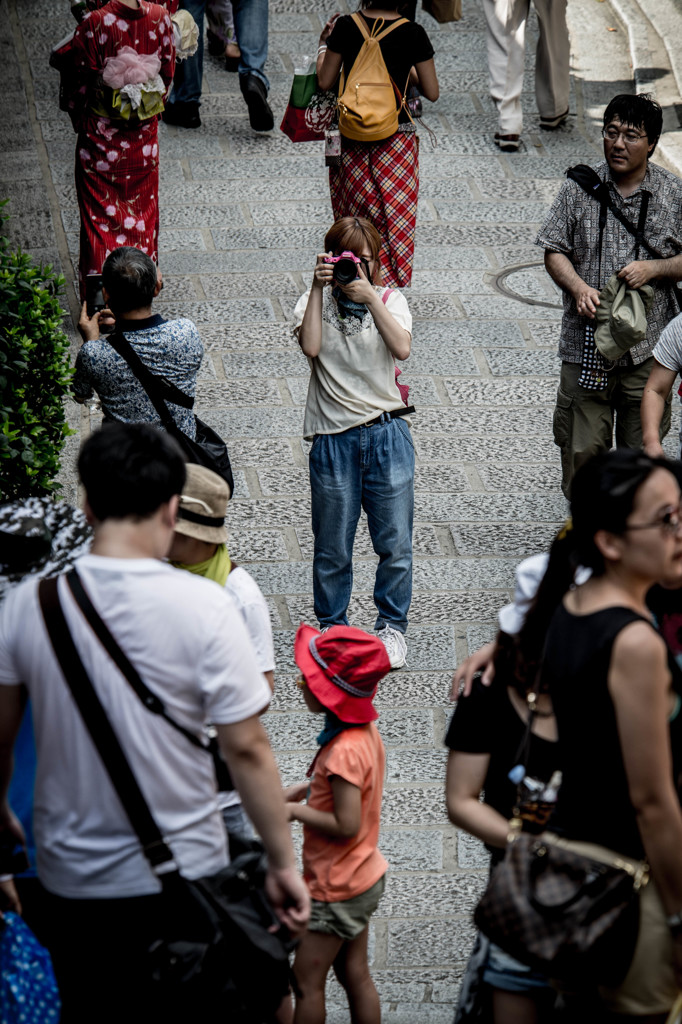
[308,874,386,941]
[549,837,676,1016]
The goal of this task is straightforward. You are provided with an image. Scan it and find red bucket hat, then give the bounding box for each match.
[294,623,391,724]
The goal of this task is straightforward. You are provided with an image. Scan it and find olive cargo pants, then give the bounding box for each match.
[553,358,672,499]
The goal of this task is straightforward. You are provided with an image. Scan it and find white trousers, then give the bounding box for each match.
[482,0,570,134]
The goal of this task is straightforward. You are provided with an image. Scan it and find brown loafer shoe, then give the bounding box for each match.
[494,132,521,152]
[540,109,569,130]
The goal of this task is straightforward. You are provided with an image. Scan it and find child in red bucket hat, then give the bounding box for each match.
[285,623,390,1024]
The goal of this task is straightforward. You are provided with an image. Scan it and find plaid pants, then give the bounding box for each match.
[329,130,419,288]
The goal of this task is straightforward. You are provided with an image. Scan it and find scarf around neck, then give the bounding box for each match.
[306,711,365,778]
[171,543,231,588]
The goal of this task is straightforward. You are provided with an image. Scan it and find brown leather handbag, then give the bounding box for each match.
[422,0,462,22]
[474,831,648,986]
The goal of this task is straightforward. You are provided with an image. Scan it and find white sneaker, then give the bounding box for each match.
[376,626,407,670]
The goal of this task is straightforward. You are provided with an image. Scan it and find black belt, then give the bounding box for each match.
[363,406,415,428]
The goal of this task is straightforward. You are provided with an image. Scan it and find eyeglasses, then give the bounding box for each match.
[624,506,682,536]
[602,126,648,145]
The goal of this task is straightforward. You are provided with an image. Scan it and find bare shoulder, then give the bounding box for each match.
[613,618,665,658]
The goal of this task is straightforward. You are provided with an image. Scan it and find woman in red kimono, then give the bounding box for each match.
[67,0,176,297]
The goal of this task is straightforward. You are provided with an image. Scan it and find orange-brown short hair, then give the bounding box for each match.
[324,217,382,282]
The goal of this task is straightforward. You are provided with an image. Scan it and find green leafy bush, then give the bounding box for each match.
[0,201,74,500]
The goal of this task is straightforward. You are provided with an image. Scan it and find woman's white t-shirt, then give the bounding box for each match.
[293,286,412,439]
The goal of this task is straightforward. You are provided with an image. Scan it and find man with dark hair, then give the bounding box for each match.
[0,422,310,1022]
[537,93,682,497]
[74,246,203,439]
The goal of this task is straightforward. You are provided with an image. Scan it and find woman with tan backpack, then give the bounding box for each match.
[316,3,439,287]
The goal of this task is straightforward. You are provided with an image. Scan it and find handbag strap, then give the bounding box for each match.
[66,569,234,790]
[37,576,176,873]
[107,331,194,433]
[66,569,207,752]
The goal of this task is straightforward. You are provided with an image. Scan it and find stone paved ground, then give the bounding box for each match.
[3,0,682,1018]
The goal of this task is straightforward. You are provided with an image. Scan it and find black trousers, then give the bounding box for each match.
[40,888,186,1024]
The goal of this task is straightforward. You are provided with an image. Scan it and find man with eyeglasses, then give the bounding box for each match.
[536,93,682,498]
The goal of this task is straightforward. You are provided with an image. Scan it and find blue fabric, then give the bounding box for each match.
[233,0,269,87]
[316,710,363,745]
[72,317,203,437]
[171,0,269,105]
[0,913,60,1023]
[331,287,367,322]
[8,708,36,878]
[309,416,414,632]
[482,941,551,994]
[171,0,206,105]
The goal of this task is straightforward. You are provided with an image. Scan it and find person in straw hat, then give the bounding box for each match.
[285,623,390,1024]
[168,463,275,846]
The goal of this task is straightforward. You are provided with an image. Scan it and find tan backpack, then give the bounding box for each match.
[337,13,409,142]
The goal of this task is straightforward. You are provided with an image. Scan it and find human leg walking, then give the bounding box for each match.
[481,0,529,142]
[232,0,273,129]
[165,0,206,126]
[533,0,570,126]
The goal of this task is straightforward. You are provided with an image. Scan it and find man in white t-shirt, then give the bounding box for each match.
[0,423,309,1023]
[168,463,276,845]
[295,216,415,670]
[642,311,682,458]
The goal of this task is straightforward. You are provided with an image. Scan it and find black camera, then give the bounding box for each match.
[85,273,114,335]
[324,251,371,287]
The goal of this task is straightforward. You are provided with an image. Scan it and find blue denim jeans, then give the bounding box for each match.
[170,0,269,105]
[233,0,269,88]
[309,415,414,633]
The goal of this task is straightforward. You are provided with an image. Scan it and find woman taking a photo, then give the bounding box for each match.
[315,3,439,288]
[515,450,682,1019]
[293,215,414,670]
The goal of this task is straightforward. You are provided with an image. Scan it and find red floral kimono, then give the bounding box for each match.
[68,0,175,297]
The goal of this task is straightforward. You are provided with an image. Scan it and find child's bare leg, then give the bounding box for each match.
[293,930,344,1024]
[332,926,380,1024]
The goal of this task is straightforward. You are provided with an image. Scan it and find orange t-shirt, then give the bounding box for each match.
[302,723,388,903]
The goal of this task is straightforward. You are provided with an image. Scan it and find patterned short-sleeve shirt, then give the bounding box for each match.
[535,160,682,365]
[73,314,203,437]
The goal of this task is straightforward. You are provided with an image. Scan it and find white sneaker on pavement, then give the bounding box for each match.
[376,626,407,670]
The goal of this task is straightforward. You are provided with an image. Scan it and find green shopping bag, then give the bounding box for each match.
[280,58,336,143]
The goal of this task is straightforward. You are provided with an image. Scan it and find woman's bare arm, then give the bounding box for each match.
[609,623,682,915]
[413,58,439,101]
[445,750,509,849]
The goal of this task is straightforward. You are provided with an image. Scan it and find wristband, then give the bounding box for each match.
[317,45,327,56]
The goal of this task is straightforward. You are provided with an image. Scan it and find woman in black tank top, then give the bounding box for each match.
[516,449,682,1019]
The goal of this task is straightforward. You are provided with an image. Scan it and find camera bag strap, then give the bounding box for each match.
[567,164,682,311]
[106,331,195,423]
[37,575,178,875]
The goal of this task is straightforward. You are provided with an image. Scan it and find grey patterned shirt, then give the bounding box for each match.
[536,160,682,365]
[73,315,203,438]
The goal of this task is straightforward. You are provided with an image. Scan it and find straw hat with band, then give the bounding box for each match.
[294,623,390,724]
[174,464,229,545]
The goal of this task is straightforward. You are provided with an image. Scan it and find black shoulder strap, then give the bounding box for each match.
[66,569,207,752]
[37,576,175,872]
[107,331,194,416]
[65,569,234,790]
[567,164,661,259]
